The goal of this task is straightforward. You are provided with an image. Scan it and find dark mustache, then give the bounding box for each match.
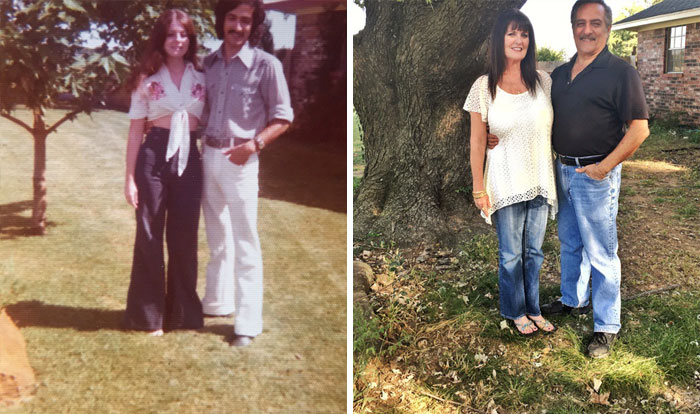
[579,35,596,41]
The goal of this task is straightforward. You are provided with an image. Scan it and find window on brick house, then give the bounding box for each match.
[665,25,686,73]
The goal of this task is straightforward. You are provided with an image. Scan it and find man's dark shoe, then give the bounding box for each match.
[541,300,591,316]
[587,332,617,358]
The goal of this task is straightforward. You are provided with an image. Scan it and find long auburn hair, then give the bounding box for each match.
[127,9,201,92]
[487,9,540,99]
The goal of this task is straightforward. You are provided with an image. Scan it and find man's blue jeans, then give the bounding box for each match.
[492,196,549,320]
[556,159,622,334]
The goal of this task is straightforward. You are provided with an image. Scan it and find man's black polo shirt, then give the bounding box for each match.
[551,46,648,157]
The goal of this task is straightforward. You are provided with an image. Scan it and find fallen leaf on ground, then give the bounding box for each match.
[376,274,392,286]
[589,391,610,405]
[474,353,488,364]
[593,378,602,393]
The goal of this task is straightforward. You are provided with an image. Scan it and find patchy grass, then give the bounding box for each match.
[354,123,700,413]
[1,108,346,412]
[617,123,700,294]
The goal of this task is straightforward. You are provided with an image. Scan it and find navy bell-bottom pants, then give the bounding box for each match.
[124,127,204,331]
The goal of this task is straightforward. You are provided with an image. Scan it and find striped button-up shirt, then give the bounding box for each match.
[203,43,294,140]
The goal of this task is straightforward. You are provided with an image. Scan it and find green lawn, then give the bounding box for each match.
[0,108,346,413]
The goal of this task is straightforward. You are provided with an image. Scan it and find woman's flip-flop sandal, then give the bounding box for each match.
[510,317,538,336]
[528,315,557,334]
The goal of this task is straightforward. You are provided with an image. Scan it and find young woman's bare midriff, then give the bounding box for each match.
[149,114,200,131]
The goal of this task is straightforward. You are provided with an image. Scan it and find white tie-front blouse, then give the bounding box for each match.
[128,62,206,176]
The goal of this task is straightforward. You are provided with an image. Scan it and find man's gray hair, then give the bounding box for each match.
[571,0,613,29]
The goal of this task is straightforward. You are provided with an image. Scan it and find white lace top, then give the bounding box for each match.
[128,62,205,176]
[463,70,557,224]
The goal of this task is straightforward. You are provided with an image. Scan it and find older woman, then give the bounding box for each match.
[123,9,206,335]
[463,9,557,335]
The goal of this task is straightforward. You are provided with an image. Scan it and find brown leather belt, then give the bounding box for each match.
[204,135,250,149]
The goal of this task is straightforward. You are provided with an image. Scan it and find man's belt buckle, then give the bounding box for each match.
[205,136,233,149]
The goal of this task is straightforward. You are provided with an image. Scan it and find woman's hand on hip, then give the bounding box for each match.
[125,177,138,209]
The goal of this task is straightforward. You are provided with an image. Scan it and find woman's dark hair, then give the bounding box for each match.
[127,9,201,92]
[214,0,266,43]
[487,9,540,99]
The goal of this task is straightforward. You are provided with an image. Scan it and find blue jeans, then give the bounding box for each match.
[492,196,549,320]
[556,160,622,334]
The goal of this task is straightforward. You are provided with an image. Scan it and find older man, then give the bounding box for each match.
[201,0,293,347]
[541,0,649,358]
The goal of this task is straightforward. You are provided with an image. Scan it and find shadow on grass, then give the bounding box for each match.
[0,200,55,239]
[5,300,123,331]
[199,323,233,343]
[5,301,240,342]
[259,138,346,213]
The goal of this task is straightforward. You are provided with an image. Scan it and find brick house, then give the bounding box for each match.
[613,0,700,126]
[265,1,346,110]
[264,0,346,144]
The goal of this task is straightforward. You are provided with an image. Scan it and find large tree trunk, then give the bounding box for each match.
[353,0,526,245]
[32,108,47,235]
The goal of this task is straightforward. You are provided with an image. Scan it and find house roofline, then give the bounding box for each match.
[263,0,345,15]
[612,8,700,31]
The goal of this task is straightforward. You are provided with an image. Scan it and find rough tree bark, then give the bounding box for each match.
[353,0,526,245]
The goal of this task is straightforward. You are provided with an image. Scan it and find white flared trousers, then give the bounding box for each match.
[201,144,263,337]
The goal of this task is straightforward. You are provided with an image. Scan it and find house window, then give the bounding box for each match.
[665,25,686,73]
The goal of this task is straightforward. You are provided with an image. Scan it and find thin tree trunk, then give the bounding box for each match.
[32,108,48,234]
